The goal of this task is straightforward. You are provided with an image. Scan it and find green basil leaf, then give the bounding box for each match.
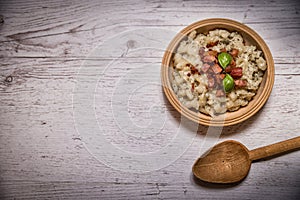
[223,74,234,93]
[218,52,232,69]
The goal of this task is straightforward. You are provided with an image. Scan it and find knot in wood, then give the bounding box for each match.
[127,40,137,49]
[5,76,13,83]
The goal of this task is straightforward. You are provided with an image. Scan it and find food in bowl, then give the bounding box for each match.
[171,29,267,116]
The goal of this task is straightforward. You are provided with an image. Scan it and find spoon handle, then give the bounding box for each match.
[249,136,300,161]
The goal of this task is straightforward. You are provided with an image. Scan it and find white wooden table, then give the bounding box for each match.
[0,0,299,199]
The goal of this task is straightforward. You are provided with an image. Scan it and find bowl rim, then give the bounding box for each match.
[161,18,275,126]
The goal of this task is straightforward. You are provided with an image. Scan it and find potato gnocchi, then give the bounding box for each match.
[171,29,267,116]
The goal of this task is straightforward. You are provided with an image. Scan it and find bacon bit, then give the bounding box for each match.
[230,48,239,57]
[190,66,199,75]
[206,40,219,48]
[206,73,211,79]
[215,75,222,85]
[234,79,247,87]
[199,47,205,56]
[216,90,225,97]
[186,63,191,67]
[220,48,227,52]
[208,50,218,57]
[203,55,216,63]
[191,83,195,92]
[215,73,226,85]
[230,59,236,67]
[208,61,216,66]
[230,67,243,79]
[201,63,211,72]
[207,67,215,75]
[219,73,226,79]
[211,64,223,74]
[208,77,215,88]
[225,65,232,73]
[187,73,191,77]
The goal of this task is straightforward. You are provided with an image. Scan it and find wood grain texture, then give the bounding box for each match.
[249,136,300,161]
[0,0,299,199]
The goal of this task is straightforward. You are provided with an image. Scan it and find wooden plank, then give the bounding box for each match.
[0,0,299,59]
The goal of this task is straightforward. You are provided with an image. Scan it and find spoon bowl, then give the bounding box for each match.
[192,137,300,184]
[193,140,251,183]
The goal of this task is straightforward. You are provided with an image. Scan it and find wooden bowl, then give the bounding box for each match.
[161,18,274,126]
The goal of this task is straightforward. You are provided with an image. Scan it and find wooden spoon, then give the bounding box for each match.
[192,136,300,184]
